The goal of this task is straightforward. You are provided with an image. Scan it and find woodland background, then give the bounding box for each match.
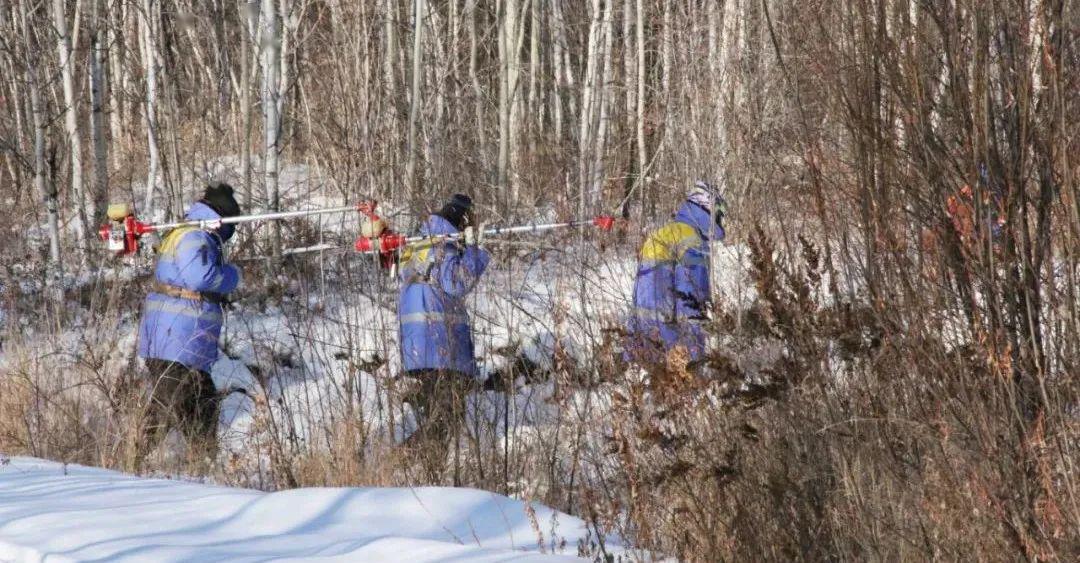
[0,0,1078,560]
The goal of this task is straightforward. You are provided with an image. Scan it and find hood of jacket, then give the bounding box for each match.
[421,213,460,237]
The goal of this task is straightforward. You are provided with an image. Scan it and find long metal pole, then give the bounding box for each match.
[145,204,359,232]
[267,216,614,258]
[398,219,594,245]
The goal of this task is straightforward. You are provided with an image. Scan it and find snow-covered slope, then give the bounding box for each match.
[0,457,603,562]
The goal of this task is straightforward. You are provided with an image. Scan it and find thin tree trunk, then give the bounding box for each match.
[240,0,258,208]
[53,0,88,256]
[632,0,646,215]
[548,0,565,143]
[577,0,602,214]
[277,0,293,139]
[22,0,63,283]
[140,0,162,213]
[260,0,283,261]
[89,0,109,223]
[106,0,125,170]
[590,0,614,209]
[659,0,672,170]
[528,0,540,140]
[497,0,521,198]
[405,0,423,191]
[467,0,489,170]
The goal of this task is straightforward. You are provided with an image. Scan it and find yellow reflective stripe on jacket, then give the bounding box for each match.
[158,226,200,257]
[640,222,701,263]
[400,242,436,283]
[145,298,222,322]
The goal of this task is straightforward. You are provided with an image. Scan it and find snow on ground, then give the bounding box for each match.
[0,456,609,562]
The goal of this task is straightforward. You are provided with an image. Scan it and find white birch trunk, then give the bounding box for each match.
[577,0,602,213]
[383,0,399,159]
[633,0,647,209]
[21,0,63,282]
[140,0,162,213]
[260,0,282,259]
[718,0,738,176]
[106,0,125,170]
[497,0,526,201]
[528,0,541,138]
[277,0,293,134]
[53,0,88,255]
[660,0,673,168]
[467,0,489,169]
[239,0,258,207]
[548,0,564,142]
[405,0,423,190]
[590,0,614,208]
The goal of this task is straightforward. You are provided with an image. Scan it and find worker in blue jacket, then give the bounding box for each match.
[398,193,490,480]
[136,183,242,467]
[625,180,726,367]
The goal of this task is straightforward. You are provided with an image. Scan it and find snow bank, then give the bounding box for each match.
[0,457,600,562]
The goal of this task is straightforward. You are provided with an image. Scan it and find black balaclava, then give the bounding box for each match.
[435,193,474,231]
[201,182,241,218]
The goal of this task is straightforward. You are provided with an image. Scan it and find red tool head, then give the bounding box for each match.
[354,233,407,254]
[99,204,152,256]
[593,215,616,231]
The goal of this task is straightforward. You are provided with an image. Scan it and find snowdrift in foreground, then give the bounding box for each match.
[0,457,604,562]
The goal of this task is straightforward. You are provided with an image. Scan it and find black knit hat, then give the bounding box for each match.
[201,182,241,218]
[435,193,474,230]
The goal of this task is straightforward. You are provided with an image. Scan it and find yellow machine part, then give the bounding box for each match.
[107,203,133,221]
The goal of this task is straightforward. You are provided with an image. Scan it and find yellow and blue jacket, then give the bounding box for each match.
[626,200,718,363]
[137,202,241,372]
[398,215,490,376]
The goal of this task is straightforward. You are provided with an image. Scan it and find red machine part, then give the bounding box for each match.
[98,215,154,256]
[354,233,407,254]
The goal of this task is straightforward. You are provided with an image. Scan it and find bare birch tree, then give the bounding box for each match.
[139,0,162,213]
[260,0,283,260]
[405,0,424,192]
[21,0,62,282]
[88,0,108,222]
[52,0,87,257]
[239,0,259,207]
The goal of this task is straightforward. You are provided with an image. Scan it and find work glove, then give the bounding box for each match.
[463,224,485,247]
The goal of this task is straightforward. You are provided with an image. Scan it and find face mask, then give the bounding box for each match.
[217,223,236,242]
